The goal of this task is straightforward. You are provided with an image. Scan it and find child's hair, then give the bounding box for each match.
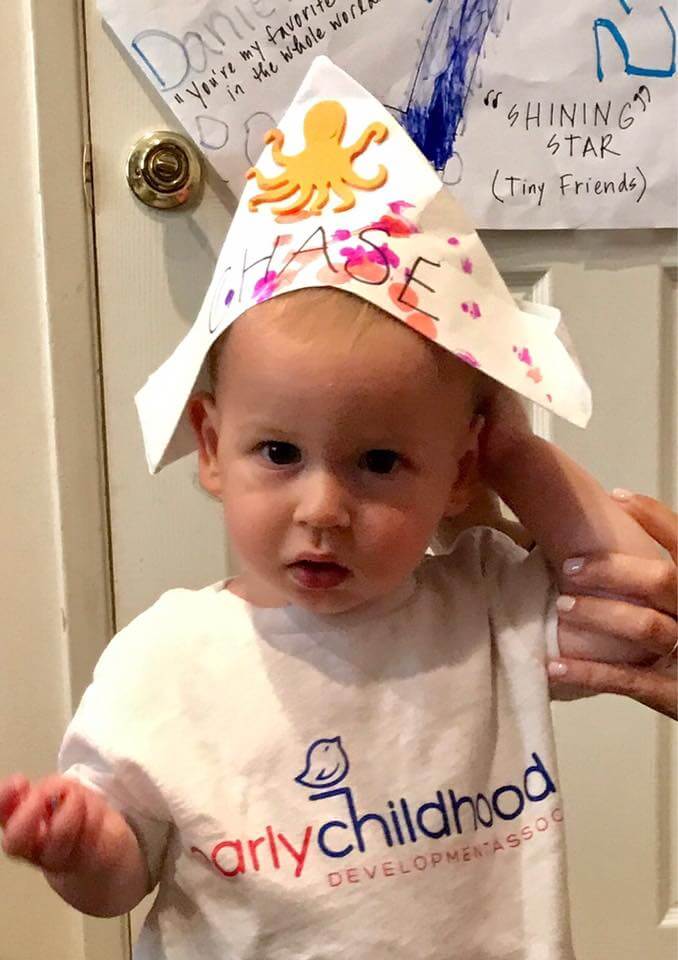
[207,287,488,411]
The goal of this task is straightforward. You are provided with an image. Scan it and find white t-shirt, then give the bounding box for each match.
[59,527,574,960]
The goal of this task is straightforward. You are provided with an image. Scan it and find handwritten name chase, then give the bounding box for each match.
[207,222,447,336]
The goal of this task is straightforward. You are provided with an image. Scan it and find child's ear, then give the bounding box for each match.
[188,392,222,499]
[444,414,484,518]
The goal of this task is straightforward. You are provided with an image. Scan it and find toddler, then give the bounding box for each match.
[0,57,660,959]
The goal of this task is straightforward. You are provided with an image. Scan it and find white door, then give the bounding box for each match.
[81,1,677,957]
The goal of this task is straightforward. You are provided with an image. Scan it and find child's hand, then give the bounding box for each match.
[478,385,533,480]
[0,772,128,877]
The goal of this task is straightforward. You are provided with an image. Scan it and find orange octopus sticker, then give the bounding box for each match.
[246,100,389,220]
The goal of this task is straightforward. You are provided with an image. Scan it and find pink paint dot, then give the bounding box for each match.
[517,347,533,365]
[346,260,390,284]
[461,258,473,274]
[405,312,437,340]
[447,236,460,246]
[461,301,481,319]
[316,264,351,286]
[455,350,481,368]
[340,244,368,267]
[389,200,415,215]
[389,282,416,312]
[371,215,418,237]
[368,243,399,268]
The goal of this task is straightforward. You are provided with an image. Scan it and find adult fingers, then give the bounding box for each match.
[562,553,676,617]
[611,491,677,562]
[548,659,677,721]
[557,594,677,658]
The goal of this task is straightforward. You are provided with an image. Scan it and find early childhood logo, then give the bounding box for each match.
[190,736,563,884]
[295,736,558,860]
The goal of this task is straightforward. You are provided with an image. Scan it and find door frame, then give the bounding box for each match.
[30,0,128,955]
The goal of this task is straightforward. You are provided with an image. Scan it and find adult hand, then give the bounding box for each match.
[549,492,677,720]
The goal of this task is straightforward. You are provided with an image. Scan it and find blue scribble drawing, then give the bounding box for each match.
[594,1,676,80]
[196,115,229,151]
[385,1,506,173]
[295,736,350,789]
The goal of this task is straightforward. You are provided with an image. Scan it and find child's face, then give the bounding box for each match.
[191,294,481,614]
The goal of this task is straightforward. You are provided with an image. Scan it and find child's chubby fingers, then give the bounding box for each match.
[37,779,92,874]
[36,776,115,875]
[1,780,52,863]
[54,782,114,874]
[0,773,31,828]
[1,775,95,871]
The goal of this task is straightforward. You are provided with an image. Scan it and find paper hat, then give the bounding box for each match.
[136,56,591,474]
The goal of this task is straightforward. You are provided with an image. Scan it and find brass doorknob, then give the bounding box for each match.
[127,131,203,209]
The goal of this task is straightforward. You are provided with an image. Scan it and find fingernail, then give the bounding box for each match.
[563,557,585,576]
[556,595,576,613]
[611,487,633,502]
[548,660,568,678]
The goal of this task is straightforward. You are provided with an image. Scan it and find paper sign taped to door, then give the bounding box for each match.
[98,0,678,229]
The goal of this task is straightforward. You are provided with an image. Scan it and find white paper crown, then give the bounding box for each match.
[136,56,591,474]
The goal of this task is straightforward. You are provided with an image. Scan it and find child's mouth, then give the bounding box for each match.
[288,560,350,590]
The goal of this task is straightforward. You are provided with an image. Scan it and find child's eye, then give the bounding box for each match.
[257,441,301,466]
[360,449,401,475]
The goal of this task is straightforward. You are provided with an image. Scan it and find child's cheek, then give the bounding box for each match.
[359,506,430,569]
[222,487,277,556]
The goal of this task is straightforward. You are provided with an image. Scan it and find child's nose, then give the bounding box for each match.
[293,469,351,529]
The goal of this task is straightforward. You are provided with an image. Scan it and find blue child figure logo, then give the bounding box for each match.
[295,737,350,790]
